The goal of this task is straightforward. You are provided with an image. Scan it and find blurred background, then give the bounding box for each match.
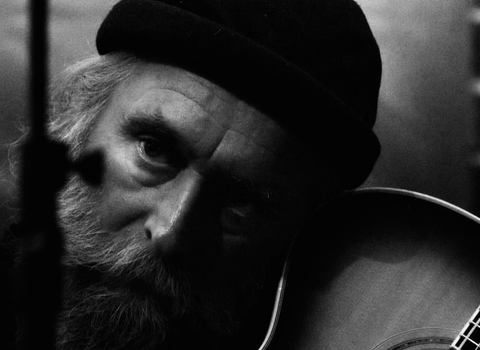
[0,0,476,225]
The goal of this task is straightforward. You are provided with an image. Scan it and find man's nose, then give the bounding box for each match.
[144,168,207,257]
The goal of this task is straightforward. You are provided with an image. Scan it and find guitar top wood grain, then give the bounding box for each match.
[265,188,480,350]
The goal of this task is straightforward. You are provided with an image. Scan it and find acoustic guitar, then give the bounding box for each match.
[260,187,480,350]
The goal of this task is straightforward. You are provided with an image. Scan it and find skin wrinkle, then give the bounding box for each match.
[126,93,222,160]
[122,99,289,163]
[177,69,290,155]
[133,63,292,157]
[120,111,202,163]
[181,68,294,157]
[112,85,224,161]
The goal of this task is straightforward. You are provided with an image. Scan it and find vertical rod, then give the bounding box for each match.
[17,1,67,350]
[30,0,48,138]
[470,0,480,215]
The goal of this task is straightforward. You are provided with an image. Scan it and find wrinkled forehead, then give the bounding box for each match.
[132,63,290,142]
[113,62,301,157]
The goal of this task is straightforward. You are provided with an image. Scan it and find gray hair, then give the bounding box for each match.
[6,53,139,222]
[48,53,139,158]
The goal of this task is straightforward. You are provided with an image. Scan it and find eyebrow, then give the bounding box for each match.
[121,112,192,155]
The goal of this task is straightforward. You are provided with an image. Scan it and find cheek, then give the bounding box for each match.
[93,153,148,233]
[102,141,142,189]
[221,206,307,273]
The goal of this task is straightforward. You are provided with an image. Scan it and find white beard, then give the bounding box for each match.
[54,176,266,350]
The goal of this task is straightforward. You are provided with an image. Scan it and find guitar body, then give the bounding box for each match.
[264,188,480,350]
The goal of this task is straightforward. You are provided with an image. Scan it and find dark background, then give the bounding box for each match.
[0,0,475,223]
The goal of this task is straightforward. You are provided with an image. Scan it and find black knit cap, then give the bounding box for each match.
[96,0,382,189]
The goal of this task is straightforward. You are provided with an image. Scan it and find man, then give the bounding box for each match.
[9,0,382,349]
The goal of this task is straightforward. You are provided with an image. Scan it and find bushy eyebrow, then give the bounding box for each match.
[121,112,192,155]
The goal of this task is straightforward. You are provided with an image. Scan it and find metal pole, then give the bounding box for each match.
[470,0,480,215]
[16,1,68,349]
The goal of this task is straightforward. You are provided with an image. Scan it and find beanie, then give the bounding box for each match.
[96,0,382,188]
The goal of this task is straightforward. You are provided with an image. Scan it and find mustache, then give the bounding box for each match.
[63,242,192,317]
[57,176,192,309]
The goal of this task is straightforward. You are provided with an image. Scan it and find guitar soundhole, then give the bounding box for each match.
[372,328,456,350]
[381,336,451,350]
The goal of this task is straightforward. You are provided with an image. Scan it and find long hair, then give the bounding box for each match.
[48,53,139,157]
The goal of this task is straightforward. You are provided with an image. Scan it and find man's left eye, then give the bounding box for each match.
[226,188,256,214]
[139,137,165,161]
[136,135,187,170]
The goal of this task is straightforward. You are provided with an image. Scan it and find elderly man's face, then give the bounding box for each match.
[57,62,326,350]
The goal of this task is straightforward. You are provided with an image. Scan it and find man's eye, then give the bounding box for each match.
[227,189,254,210]
[139,137,165,162]
[138,136,168,163]
[136,135,187,170]
[224,187,258,218]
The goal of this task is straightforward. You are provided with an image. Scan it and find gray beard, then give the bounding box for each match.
[54,176,266,350]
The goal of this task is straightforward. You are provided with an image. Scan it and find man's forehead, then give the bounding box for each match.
[114,62,295,156]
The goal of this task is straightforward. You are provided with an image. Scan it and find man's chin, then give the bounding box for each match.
[55,263,265,350]
[56,272,173,350]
